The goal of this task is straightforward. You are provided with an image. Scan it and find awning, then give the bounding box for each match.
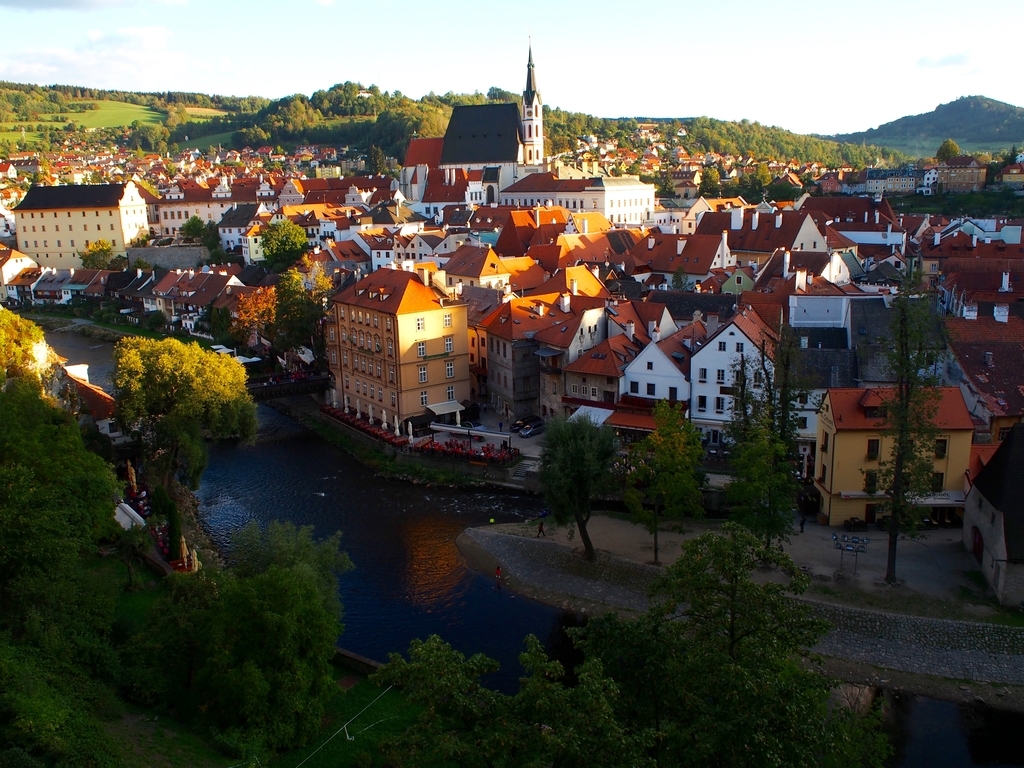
[606,411,656,432]
[426,401,465,416]
[534,348,562,358]
[568,405,613,425]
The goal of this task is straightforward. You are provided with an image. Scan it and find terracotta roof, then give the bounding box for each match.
[332,268,450,315]
[825,386,973,431]
[502,172,591,194]
[563,335,640,377]
[66,372,116,420]
[404,137,444,168]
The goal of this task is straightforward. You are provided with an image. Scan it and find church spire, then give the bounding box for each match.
[524,44,540,106]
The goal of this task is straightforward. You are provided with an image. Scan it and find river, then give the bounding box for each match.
[42,328,1024,766]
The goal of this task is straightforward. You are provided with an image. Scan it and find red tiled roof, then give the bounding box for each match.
[825,386,974,431]
[404,137,444,169]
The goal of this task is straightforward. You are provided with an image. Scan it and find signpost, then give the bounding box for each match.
[832,533,869,575]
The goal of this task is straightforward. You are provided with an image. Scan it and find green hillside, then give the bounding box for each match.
[832,96,1024,157]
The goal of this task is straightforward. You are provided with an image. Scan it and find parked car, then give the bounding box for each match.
[511,415,542,433]
[519,422,545,438]
[460,421,481,430]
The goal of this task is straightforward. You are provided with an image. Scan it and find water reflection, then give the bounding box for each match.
[197,404,560,691]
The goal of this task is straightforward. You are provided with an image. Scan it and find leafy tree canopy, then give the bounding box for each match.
[261,219,308,272]
[0,308,45,384]
[936,137,962,162]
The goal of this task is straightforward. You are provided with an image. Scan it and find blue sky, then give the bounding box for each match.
[0,0,1018,136]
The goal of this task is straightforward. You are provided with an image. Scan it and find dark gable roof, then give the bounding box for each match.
[974,424,1024,561]
[218,203,260,228]
[644,291,738,325]
[17,183,126,211]
[794,347,857,389]
[440,104,522,166]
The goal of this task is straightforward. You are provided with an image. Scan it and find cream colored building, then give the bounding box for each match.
[326,266,470,428]
[14,181,149,268]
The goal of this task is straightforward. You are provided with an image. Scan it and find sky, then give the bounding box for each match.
[0,0,1020,136]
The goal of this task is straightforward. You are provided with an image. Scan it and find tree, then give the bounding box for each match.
[878,278,942,584]
[180,215,207,241]
[274,267,327,357]
[261,219,308,272]
[232,286,276,347]
[698,166,721,197]
[625,401,704,564]
[78,238,126,270]
[113,337,257,487]
[539,414,617,561]
[368,144,388,175]
[115,524,150,590]
[374,634,652,768]
[936,138,961,162]
[576,523,889,768]
[0,308,45,384]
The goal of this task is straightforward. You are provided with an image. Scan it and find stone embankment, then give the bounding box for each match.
[462,527,1024,686]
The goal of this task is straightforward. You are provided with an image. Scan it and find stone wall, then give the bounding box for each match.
[127,246,210,270]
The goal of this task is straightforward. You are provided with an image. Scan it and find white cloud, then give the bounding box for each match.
[916,52,969,69]
[0,0,128,9]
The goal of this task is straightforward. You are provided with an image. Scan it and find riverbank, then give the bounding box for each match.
[456,516,1024,712]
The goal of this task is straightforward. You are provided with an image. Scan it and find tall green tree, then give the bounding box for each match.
[539,414,617,561]
[274,264,331,358]
[368,144,388,175]
[113,337,256,487]
[878,279,942,584]
[0,308,45,384]
[78,238,127,270]
[625,400,704,564]
[180,215,207,241]
[262,219,308,272]
[936,138,961,162]
[698,166,721,197]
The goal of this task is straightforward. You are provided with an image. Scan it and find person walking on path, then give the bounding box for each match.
[495,565,502,592]
[537,520,546,537]
[799,516,806,533]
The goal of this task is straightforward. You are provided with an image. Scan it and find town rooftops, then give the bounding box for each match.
[439,103,523,166]
[824,386,973,431]
[404,137,445,168]
[332,267,454,315]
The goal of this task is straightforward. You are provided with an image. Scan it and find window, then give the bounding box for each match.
[418,366,427,383]
[669,386,677,400]
[698,368,707,382]
[446,361,454,378]
[999,426,1012,442]
[821,432,829,453]
[867,438,880,460]
[736,342,744,353]
[443,313,452,328]
[445,336,453,353]
[391,392,396,406]
[630,381,639,394]
[420,390,428,406]
[753,371,763,386]
[864,470,878,494]
[342,351,348,366]
[798,416,807,429]
[646,383,656,396]
[389,365,395,383]
[698,395,707,411]
[572,384,579,394]
[329,327,335,342]
[417,341,426,357]
[386,317,392,331]
[932,472,945,492]
[591,387,598,397]
[718,341,727,351]
[387,338,394,356]
[714,397,725,413]
[819,465,827,483]
[373,314,379,327]
[447,386,455,401]
[934,439,948,459]
[716,369,726,384]
[416,317,425,331]
[330,350,337,365]
[646,361,653,370]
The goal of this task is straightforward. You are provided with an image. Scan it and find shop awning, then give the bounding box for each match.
[534,348,562,358]
[568,405,613,425]
[426,401,465,416]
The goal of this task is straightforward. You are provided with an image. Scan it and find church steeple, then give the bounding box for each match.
[521,44,544,166]
[524,44,540,106]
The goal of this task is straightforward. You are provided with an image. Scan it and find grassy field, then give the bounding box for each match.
[183,130,238,150]
[0,99,166,147]
[184,107,229,119]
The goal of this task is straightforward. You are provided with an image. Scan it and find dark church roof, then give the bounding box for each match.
[524,46,540,105]
[974,424,1024,562]
[440,103,523,166]
[17,183,127,211]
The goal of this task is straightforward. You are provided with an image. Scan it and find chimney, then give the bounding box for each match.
[983,351,994,367]
[647,319,656,339]
[535,208,541,227]
[730,207,743,230]
[934,232,941,247]
[626,320,635,341]
[705,313,720,335]
[570,278,578,295]
[590,264,600,279]
[782,250,791,278]
[677,239,684,256]
[751,210,759,230]
[775,213,782,228]
[994,304,1010,323]
[972,234,978,248]
[456,280,464,296]
[537,303,547,317]
[1000,271,1010,292]
[582,218,588,234]
[420,269,429,286]
[874,210,880,224]
[721,229,728,253]
[560,293,571,312]
[692,309,704,324]
[795,268,807,293]
[652,324,660,343]
[864,212,868,223]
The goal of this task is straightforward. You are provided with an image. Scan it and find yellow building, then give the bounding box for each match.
[813,387,974,527]
[326,266,470,429]
[14,181,149,268]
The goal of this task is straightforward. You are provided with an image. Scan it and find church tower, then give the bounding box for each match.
[521,45,544,165]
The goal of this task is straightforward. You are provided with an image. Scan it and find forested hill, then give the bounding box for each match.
[3,78,903,168]
[831,96,1024,157]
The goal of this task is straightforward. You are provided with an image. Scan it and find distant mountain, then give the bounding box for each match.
[831,96,1024,157]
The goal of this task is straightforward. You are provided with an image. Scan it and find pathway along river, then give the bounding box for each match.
[40,329,1024,768]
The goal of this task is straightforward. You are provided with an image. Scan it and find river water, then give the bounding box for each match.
[42,329,1024,766]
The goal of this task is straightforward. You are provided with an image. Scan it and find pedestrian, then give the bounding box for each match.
[495,565,502,592]
[498,420,503,432]
[799,516,806,533]
[537,520,546,537]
